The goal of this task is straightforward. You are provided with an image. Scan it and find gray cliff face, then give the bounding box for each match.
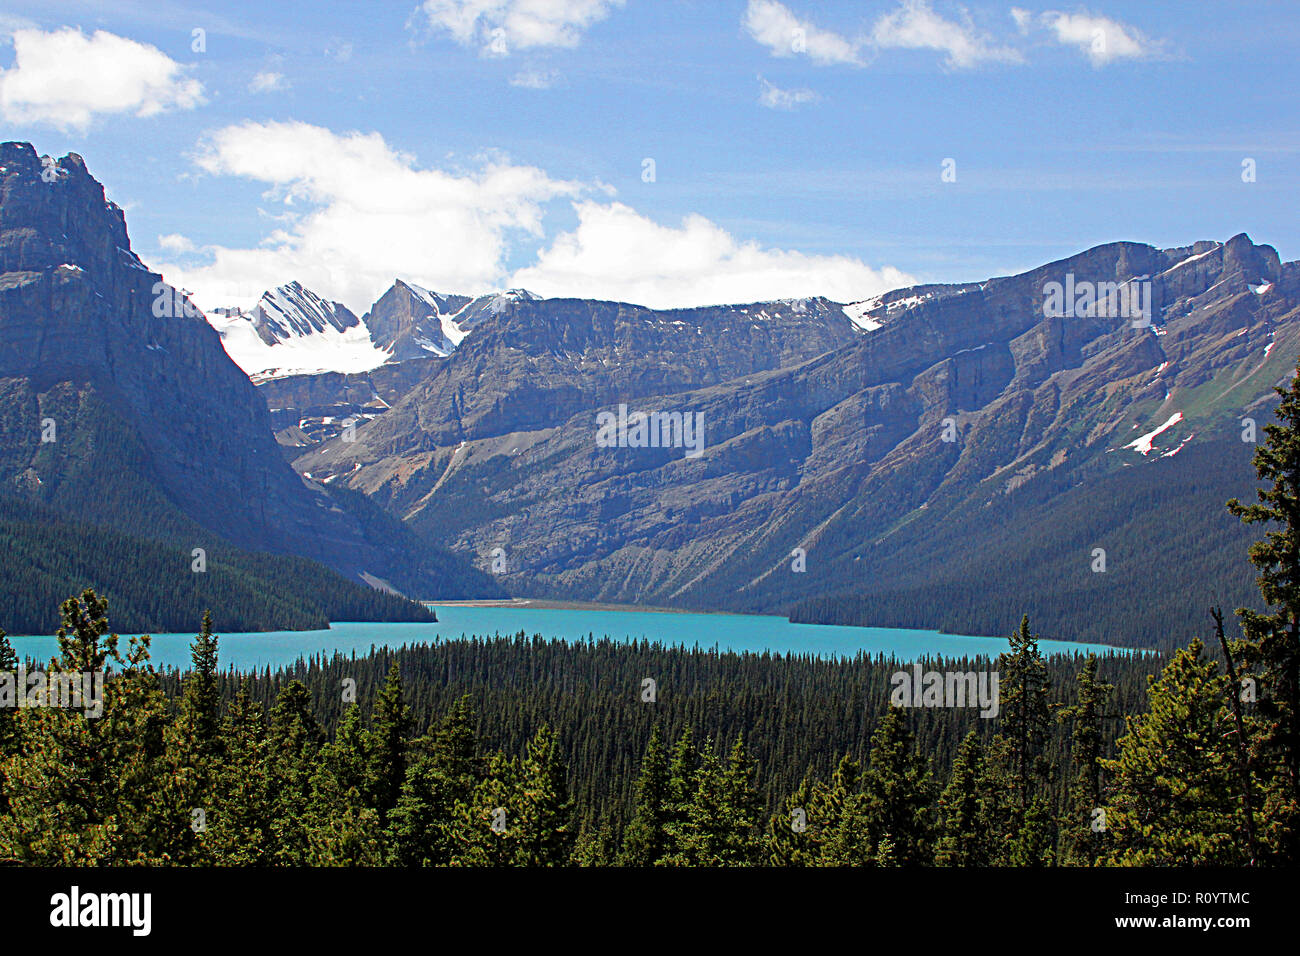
[362,280,471,360]
[0,142,464,593]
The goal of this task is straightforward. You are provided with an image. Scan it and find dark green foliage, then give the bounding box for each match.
[1101,639,1249,865]
[1227,358,1300,862]
[935,732,989,866]
[7,375,1300,870]
[789,436,1263,650]
[1000,615,1055,811]
[0,594,1290,866]
[0,494,434,634]
[856,707,933,865]
[619,723,670,865]
[1058,655,1113,865]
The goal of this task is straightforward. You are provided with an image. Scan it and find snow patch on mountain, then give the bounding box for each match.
[842,300,883,331]
[1125,412,1184,456]
[208,281,391,378]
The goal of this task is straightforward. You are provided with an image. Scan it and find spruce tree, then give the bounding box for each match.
[163,610,224,864]
[1227,358,1300,862]
[1102,639,1248,865]
[935,731,989,866]
[513,725,575,865]
[387,695,483,865]
[856,706,933,866]
[0,590,171,864]
[205,681,272,865]
[999,616,1054,807]
[658,725,697,862]
[365,661,412,825]
[767,772,817,866]
[1058,655,1113,865]
[620,723,671,865]
[306,705,382,865]
[448,752,522,867]
[266,680,323,864]
[0,629,17,760]
[998,615,1056,863]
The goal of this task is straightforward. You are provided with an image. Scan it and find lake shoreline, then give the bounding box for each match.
[425,597,775,617]
[11,605,1141,671]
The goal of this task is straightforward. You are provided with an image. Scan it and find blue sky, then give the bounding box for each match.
[1,1,1296,313]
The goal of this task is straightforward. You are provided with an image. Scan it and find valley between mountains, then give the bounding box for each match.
[2,142,1293,647]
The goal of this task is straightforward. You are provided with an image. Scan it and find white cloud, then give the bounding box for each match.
[164,121,586,313]
[165,122,912,314]
[1039,10,1160,66]
[158,233,195,253]
[248,71,287,93]
[508,201,913,309]
[757,76,818,110]
[418,0,624,54]
[871,0,1022,69]
[743,0,863,66]
[745,0,1022,70]
[510,67,560,88]
[0,27,204,130]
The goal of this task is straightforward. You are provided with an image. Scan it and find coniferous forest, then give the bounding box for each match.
[2,367,1299,869]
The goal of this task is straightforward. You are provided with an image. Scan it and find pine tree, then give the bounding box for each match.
[305,704,382,865]
[448,752,522,867]
[658,725,697,862]
[1102,639,1248,865]
[856,706,933,866]
[767,772,817,866]
[265,680,323,864]
[998,615,1056,863]
[935,731,989,866]
[977,734,1017,865]
[513,725,575,865]
[1058,654,1113,865]
[205,681,272,865]
[162,611,224,864]
[571,821,617,866]
[999,615,1054,808]
[387,695,484,865]
[664,734,763,866]
[365,661,412,825]
[1227,358,1300,862]
[620,723,671,865]
[0,590,171,864]
[0,629,17,760]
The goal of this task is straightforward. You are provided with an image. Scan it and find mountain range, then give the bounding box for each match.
[0,143,503,633]
[2,143,1294,647]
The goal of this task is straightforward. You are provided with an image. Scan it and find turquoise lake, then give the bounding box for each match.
[8,604,1128,671]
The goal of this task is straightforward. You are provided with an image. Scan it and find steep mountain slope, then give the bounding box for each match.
[0,142,503,615]
[362,280,472,360]
[300,233,1296,647]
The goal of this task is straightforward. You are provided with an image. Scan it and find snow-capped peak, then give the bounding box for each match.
[207,281,390,379]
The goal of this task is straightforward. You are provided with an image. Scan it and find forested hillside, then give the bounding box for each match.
[787,433,1264,649]
[0,495,434,634]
